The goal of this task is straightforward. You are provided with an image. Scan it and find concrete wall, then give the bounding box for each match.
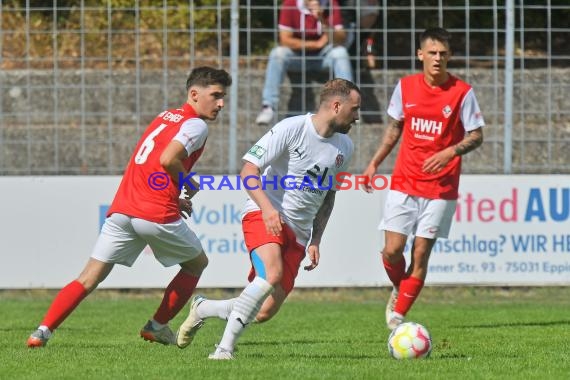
[1,69,569,175]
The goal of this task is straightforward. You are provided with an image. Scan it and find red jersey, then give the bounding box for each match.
[388,73,485,200]
[108,103,207,223]
[279,0,344,42]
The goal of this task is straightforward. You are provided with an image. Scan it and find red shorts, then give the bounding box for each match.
[242,210,306,294]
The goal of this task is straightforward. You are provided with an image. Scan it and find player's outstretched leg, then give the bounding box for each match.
[27,280,88,348]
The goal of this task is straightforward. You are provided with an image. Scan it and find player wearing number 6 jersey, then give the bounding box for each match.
[176,78,360,359]
[26,67,232,348]
[361,28,485,330]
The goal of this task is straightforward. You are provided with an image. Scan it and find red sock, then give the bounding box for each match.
[153,271,199,324]
[382,256,406,287]
[40,280,87,331]
[394,276,424,316]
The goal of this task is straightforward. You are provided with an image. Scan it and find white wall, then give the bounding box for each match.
[1,175,569,288]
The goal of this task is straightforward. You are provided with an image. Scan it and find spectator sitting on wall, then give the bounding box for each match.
[255,0,353,126]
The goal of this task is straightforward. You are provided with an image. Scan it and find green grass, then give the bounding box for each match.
[1,287,570,379]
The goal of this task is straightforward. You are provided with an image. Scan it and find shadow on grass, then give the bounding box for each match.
[456,320,570,329]
[246,351,379,360]
[433,353,472,359]
[237,338,381,359]
[240,338,379,346]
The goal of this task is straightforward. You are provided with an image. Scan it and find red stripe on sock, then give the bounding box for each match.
[41,280,87,331]
[382,256,406,287]
[394,276,424,316]
[153,271,199,324]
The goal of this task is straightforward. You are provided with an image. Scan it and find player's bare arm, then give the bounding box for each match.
[279,29,327,51]
[159,140,196,218]
[241,161,283,236]
[305,190,336,271]
[361,117,404,192]
[422,127,484,174]
[454,127,483,156]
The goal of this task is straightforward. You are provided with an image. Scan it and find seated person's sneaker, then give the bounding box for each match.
[255,106,275,125]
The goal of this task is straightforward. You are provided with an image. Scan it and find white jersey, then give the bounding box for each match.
[242,113,354,245]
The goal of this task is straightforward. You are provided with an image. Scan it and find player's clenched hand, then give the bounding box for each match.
[304,244,320,271]
[422,147,455,174]
[178,198,193,219]
[262,207,283,236]
[360,164,377,193]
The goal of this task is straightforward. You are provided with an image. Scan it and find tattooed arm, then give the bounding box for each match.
[422,127,484,174]
[454,127,484,156]
[304,191,336,271]
[361,117,404,192]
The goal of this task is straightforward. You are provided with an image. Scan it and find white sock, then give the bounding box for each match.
[218,277,273,352]
[196,298,236,320]
[38,325,52,337]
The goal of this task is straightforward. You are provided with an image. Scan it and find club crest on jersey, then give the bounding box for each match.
[442,105,452,118]
[248,145,266,158]
[335,154,344,168]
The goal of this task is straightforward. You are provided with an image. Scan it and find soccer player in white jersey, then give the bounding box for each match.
[361,27,484,330]
[175,78,361,359]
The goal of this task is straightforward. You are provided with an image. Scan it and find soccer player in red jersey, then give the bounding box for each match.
[361,28,484,329]
[26,67,232,348]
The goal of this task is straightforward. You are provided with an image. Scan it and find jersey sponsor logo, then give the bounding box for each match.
[405,103,417,108]
[335,154,344,168]
[442,105,452,118]
[248,145,266,158]
[411,117,442,136]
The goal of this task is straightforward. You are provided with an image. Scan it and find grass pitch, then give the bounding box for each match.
[1,287,570,379]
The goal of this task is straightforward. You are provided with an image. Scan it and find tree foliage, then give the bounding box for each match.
[1,0,566,69]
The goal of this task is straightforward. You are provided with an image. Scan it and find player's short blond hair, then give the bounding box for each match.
[318,78,361,106]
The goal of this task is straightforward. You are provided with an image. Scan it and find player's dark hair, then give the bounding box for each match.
[419,27,452,48]
[186,66,232,91]
[319,78,361,105]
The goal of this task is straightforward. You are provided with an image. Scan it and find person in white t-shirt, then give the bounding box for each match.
[175,78,361,359]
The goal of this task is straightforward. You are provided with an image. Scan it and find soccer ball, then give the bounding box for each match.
[387,322,432,359]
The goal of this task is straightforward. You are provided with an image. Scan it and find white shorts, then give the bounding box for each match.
[91,213,203,267]
[379,190,457,239]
